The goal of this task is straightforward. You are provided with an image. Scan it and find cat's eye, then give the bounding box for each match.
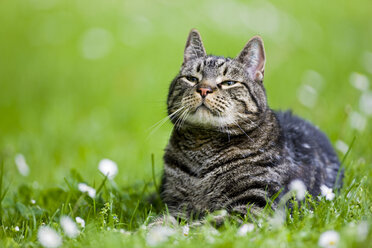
[184,76,199,84]
[220,81,238,87]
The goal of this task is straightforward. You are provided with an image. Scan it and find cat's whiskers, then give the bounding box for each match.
[174,107,191,130]
[147,106,185,137]
[175,110,186,129]
[232,120,254,143]
[150,105,185,129]
[237,115,264,134]
[180,108,192,130]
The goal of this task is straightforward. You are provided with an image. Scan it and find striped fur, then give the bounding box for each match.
[160,29,342,219]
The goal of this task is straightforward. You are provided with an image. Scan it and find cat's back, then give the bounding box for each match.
[275,111,341,191]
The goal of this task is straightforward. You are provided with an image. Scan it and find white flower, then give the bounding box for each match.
[14,154,30,176]
[359,91,372,116]
[349,72,369,91]
[31,199,36,204]
[302,70,324,91]
[78,183,96,198]
[75,217,85,228]
[146,226,176,246]
[60,216,79,238]
[37,226,62,248]
[182,225,190,236]
[269,208,286,229]
[237,223,254,236]
[203,226,220,243]
[205,235,216,244]
[357,221,369,242]
[320,185,335,201]
[119,229,130,235]
[297,84,318,108]
[257,220,263,229]
[349,111,367,132]
[318,230,340,248]
[208,227,220,236]
[335,140,349,155]
[289,179,307,200]
[214,209,228,217]
[98,159,118,180]
[15,226,20,232]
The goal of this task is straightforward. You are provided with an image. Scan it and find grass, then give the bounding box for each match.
[0,0,372,247]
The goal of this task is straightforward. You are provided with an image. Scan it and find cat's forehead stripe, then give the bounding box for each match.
[223,66,228,76]
[196,63,201,72]
[217,59,225,67]
[206,57,215,67]
[200,57,229,68]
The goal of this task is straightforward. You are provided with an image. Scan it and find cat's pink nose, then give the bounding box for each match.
[197,87,213,98]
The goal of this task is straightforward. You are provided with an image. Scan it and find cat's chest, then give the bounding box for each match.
[182,143,219,163]
[163,140,287,214]
[179,170,230,212]
[176,141,264,177]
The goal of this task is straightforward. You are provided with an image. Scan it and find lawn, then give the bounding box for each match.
[0,0,372,247]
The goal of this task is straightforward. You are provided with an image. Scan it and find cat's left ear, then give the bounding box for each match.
[184,29,207,63]
[236,36,266,82]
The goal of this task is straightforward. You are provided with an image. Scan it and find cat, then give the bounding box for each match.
[160,29,342,220]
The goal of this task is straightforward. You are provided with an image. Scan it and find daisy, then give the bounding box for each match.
[75,217,85,228]
[357,221,369,242]
[349,72,369,91]
[237,223,254,236]
[289,179,307,200]
[77,183,96,198]
[318,230,340,248]
[146,226,176,246]
[60,216,79,238]
[14,154,30,176]
[320,185,335,201]
[98,159,118,180]
[349,111,367,132]
[182,225,190,236]
[269,208,286,229]
[37,226,62,248]
[335,140,349,155]
[359,91,372,116]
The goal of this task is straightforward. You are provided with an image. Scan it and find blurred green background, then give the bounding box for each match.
[1,0,371,188]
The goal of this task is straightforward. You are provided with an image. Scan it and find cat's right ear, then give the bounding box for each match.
[184,29,206,63]
[236,36,266,82]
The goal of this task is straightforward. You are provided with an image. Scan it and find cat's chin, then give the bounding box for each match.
[186,107,235,128]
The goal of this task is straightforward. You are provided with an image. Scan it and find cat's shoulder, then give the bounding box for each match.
[274,110,336,154]
[274,110,313,132]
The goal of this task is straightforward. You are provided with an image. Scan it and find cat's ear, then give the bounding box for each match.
[236,36,266,82]
[184,29,206,63]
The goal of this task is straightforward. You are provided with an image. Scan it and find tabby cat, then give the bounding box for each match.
[160,29,342,219]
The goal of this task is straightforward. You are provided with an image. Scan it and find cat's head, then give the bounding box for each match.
[167,29,268,133]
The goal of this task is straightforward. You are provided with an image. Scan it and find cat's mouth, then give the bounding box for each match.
[185,101,236,127]
[195,103,212,113]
